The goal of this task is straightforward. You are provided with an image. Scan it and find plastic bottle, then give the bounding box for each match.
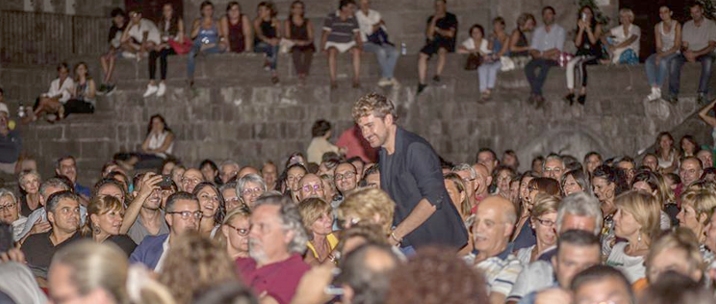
[18,102,25,118]
[401,43,407,55]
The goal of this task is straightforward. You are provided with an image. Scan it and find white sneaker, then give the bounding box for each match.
[647,87,659,101]
[390,78,400,87]
[143,84,158,97]
[378,78,392,87]
[654,87,662,100]
[156,83,167,97]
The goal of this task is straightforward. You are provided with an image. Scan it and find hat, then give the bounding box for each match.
[0,103,9,115]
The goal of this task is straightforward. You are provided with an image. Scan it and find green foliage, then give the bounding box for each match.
[576,0,611,25]
[688,0,716,20]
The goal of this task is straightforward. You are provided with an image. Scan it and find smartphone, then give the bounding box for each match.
[0,223,14,253]
[158,175,173,190]
[581,13,587,22]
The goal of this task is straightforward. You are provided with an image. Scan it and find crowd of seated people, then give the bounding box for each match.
[5,91,716,303]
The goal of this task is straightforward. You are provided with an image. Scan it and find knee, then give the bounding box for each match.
[328,48,337,56]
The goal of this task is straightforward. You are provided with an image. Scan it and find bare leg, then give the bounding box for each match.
[418,53,429,84]
[328,48,338,86]
[107,55,116,83]
[352,47,361,86]
[436,48,447,77]
[100,54,110,83]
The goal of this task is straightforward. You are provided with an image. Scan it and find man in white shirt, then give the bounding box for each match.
[524,6,565,107]
[356,0,400,87]
[668,2,716,105]
[120,9,161,59]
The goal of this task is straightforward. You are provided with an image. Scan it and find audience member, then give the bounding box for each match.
[668,2,716,104]
[509,13,536,68]
[237,173,266,209]
[452,163,479,207]
[298,197,338,264]
[159,231,238,303]
[515,194,559,266]
[560,169,592,196]
[31,62,74,123]
[64,62,96,118]
[645,6,681,101]
[55,155,91,199]
[525,6,565,106]
[188,1,226,87]
[143,3,184,98]
[200,159,221,184]
[570,265,635,304]
[261,161,279,190]
[458,24,498,101]
[297,173,325,202]
[681,156,704,187]
[443,173,471,222]
[182,168,205,193]
[322,0,363,89]
[121,173,169,244]
[192,182,225,237]
[99,8,128,94]
[129,192,201,271]
[655,131,679,173]
[0,111,21,174]
[219,206,251,259]
[21,191,84,278]
[387,246,488,304]
[564,5,604,106]
[360,163,380,188]
[337,188,395,239]
[82,195,136,256]
[121,9,161,60]
[17,177,75,241]
[583,151,602,175]
[221,1,253,53]
[253,1,282,84]
[219,160,240,184]
[639,271,714,304]
[645,228,703,286]
[333,162,359,202]
[607,8,640,65]
[285,0,316,84]
[307,119,341,164]
[417,0,458,94]
[356,0,400,87]
[476,147,499,174]
[0,189,26,241]
[697,149,713,168]
[493,165,516,199]
[235,194,310,304]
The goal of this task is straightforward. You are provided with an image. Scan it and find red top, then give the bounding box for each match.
[235,254,310,304]
[336,125,378,163]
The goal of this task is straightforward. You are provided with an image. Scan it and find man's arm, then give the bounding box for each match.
[390,199,436,246]
[692,40,716,57]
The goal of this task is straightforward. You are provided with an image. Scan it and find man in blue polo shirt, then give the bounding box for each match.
[55,156,91,200]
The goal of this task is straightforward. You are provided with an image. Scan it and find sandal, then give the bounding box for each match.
[271,76,279,84]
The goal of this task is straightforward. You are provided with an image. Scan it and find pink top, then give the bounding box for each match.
[235,254,310,304]
[336,125,379,163]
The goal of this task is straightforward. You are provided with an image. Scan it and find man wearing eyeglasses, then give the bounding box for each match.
[333,162,360,203]
[181,168,205,193]
[129,192,201,272]
[542,154,565,181]
[297,174,325,202]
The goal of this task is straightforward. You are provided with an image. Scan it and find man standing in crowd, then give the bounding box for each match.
[543,154,565,181]
[668,2,716,105]
[525,6,565,107]
[467,196,522,304]
[21,191,83,278]
[55,156,91,199]
[129,192,201,271]
[236,194,310,304]
[353,92,468,253]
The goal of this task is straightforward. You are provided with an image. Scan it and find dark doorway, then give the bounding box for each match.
[618,0,690,60]
[124,0,184,23]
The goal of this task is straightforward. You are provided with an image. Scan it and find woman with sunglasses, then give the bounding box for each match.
[219,207,251,259]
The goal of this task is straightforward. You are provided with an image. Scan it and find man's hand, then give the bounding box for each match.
[0,248,26,264]
[30,220,51,235]
[684,50,696,62]
[290,264,336,304]
[137,173,162,199]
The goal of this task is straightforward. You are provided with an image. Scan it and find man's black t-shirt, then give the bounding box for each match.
[21,231,83,278]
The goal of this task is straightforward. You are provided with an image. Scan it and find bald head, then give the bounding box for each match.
[479,196,517,225]
[473,196,516,255]
[298,173,324,201]
[238,166,259,178]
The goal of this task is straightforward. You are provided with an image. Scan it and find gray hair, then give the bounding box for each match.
[0,188,17,205]
[18,170,41,185]
[236,174,267,195]
[45,191,80,214]
[451,163,477,179]
[543,153,565,171]
[219,160,240,172]
[557,192,603,235]
[219,181,238,193]
[253,194,308,254]
[39,177,72,197]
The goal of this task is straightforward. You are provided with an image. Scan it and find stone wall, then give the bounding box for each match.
[2,52,712,187]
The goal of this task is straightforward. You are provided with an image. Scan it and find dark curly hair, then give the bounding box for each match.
[385,247,489,304]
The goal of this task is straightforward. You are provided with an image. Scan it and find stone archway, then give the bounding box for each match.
[516,127,615,172]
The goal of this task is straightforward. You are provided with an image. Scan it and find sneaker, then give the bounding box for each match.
[667,95,678,105]
[378,78,392,87]
[143,84,158,97]
[697,93,707,105]
[417,83,427,94]
[390,78,400,87]
[156,83,167,97]
[106,84,116,96]
[655,88,662,100]
[647,88,660,101]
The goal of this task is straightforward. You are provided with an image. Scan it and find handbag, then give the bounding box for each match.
[367,28,392,46]
[279,38,295,54]
[464,53,483,70]
[168,36,192,55]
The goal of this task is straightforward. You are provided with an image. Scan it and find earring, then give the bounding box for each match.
[93,225,101,235]
[637,233,642,245]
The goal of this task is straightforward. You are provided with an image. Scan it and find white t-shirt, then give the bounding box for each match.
[682,19,716,52]
[126,19,161,44]
[605,242,646,283]
[355,9,383,43]
[461,37,491,54]
[47,77,75,104]
[610,24,641,62]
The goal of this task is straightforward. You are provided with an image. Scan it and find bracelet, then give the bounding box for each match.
[390,232,402,243]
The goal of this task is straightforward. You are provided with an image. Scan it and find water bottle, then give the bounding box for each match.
[17,102,25,118]
[401,43,407,55]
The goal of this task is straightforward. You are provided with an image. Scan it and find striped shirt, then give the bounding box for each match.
[465,245,523,296]
[323,11,359,43]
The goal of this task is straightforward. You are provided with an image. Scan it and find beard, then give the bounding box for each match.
[248,239,267,263]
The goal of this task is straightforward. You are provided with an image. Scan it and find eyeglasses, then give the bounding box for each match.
[226,223,250,236]
[225,196,242,203]
[544,167,564,173]
[535,217,556,227]
[335,172,356,181]
[462,177,475,183]
[302,184,322,192]
[0,202,16,212]
[241,187,263,196]
[182,177,202,184]
[167,211,203,220]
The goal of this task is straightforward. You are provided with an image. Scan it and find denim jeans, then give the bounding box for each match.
[524,58,558,95]
[187,41,224,79]
[478,61,502,92]
[645,52,679,88]
[254,42,279,70]
[363,42,400,79]
[669,52,715,96]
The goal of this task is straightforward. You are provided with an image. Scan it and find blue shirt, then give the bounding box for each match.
[75,184,91,198]
[529,24,566,52]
